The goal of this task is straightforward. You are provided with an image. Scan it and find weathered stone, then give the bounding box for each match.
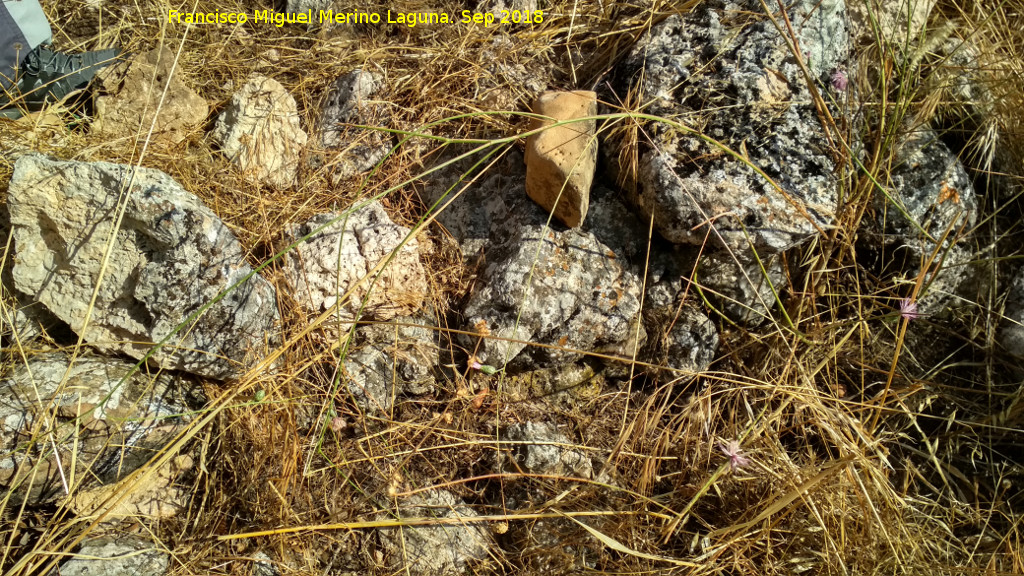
[64,454,193,521]
[94,47,208,145]
[251,552,279,576]
[870,128,976,252]
[282,202,428,333]
[848,0,937,45]
[613,0,849,252]
[341,316,438,412]
[7,154,280,379]
[698,251,786,326]
[862,127,976,314]
[477,37,549,111]
[422,149,544,260]
[422,150,644,370]
[525,90,597,228]
[212,75,307,189]
[286,0,333,11]
[582,186,649,264]
[462,224,643,369]
[502,421,593,478]
[643,304,719,379]
[319,70,391,179]
[377,490,491,576]
[1000,267,1024,359]
[0,352,197,504]
[48,536,168,576]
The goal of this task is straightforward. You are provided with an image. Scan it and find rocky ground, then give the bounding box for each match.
[2,0,1024,575]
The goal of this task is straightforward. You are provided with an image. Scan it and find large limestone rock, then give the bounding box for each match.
[282,202,428,332]
[212,75,308,189]
[7,154,280,379]
[525,90,597,228]
[93,47,209,145]
[613,0,849,252]
[377,490,492,576]
[0,352,197,504]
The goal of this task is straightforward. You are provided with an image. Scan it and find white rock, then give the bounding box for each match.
[7,154,280,379]
[212,75,308,189]
[283,202,427,331]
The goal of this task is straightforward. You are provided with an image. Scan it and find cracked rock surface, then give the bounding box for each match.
[212,75,308,189]
[7,154,280,379]
[613,0,849,252]
[282,201,428,332]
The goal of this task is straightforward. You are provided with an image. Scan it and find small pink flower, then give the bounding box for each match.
[469,360,482,371]
[830,69,848,92]
[718,440,750,471]
[898,297,923,321]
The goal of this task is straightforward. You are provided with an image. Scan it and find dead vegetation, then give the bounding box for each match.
[2,0,1024,574]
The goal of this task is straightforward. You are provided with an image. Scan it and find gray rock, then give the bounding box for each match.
[502,421,593,479]
[476,37,549,111]
[49,536,168,576]
[0,293,61,346]
[698,251,786,326]
[643,304,719,379]
[422,150,644,369]
[212,75,308,189]
[251,551,279,576]
[287,0,333,11]
[319,70,391,179]
[870,128,977,254]
[282,202,428,334]
[847,0,936,45]
[377,489,492,576]
[1000,268,1024,359]
[1,352,197,504]
[863,127,977,314]
[421,148,545,259]
[7,154,280,380]
[583,186,648,263]
[341,316,438,412]
[614,0,849,252]
[462,223,643,369]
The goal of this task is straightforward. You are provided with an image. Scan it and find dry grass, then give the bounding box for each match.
[2,0,1024,574]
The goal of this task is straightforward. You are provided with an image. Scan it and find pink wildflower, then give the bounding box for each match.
[830,69,848,92]
[469,359,482,371]
[898,297,923,321]
[718,439,751,471]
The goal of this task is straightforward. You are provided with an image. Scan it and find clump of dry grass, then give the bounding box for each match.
[3,0,1024,575]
